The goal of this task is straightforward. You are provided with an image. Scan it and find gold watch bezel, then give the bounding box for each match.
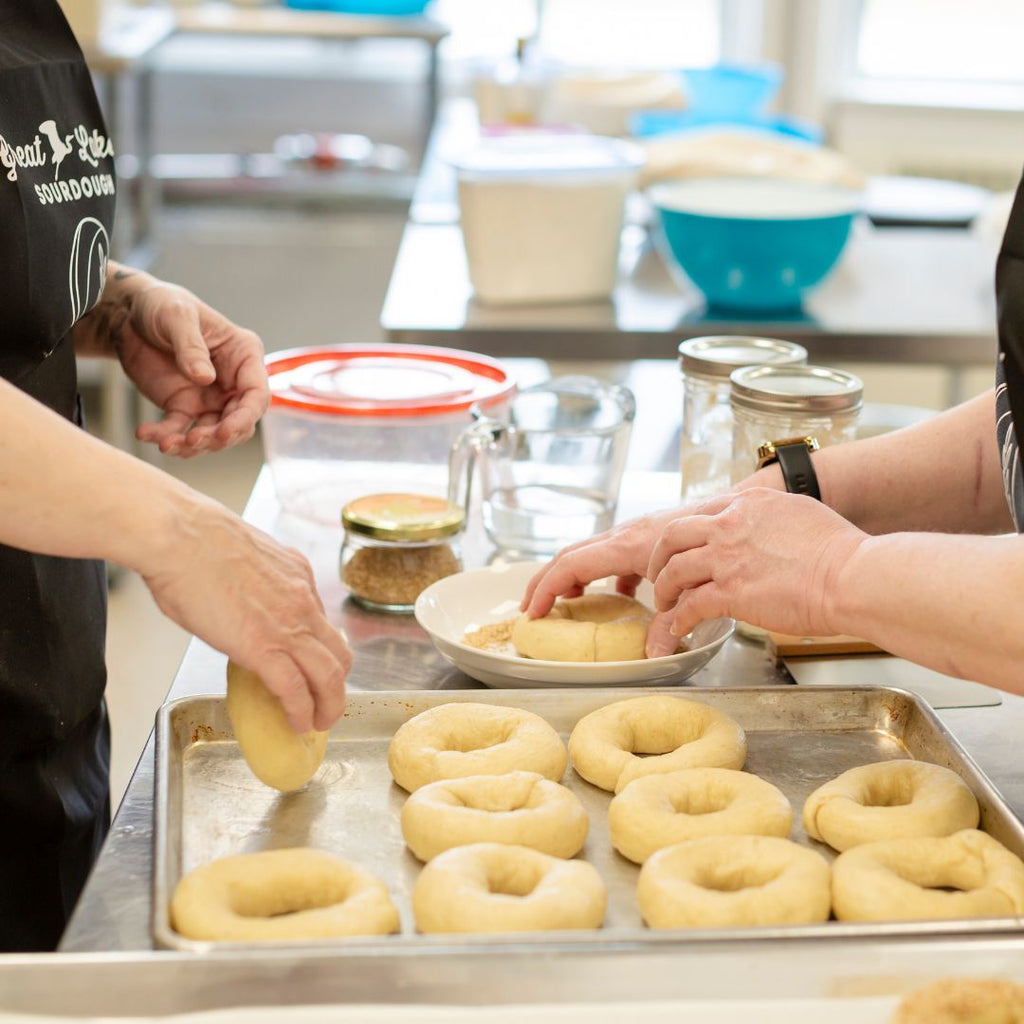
[756,435,820,470]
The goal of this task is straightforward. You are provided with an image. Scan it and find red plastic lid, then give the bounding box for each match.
[266,344,515,418]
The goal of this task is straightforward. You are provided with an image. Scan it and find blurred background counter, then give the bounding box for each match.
[383,99,997,407]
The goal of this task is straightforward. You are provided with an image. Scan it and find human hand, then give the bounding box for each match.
[647,487,867,645]
[521,509,680,615]
[141,495,350,733]
[519,509,685,656]
[114,278,268,457]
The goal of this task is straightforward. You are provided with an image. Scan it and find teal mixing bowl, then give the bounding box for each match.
[649,178,862,311]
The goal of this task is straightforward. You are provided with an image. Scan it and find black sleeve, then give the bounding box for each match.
[996,170,1024,452]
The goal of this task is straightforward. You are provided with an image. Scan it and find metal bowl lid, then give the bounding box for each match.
[729,364,863,414]
[267,345,514,418]
[341,493,465,542]
[678,336,808,379]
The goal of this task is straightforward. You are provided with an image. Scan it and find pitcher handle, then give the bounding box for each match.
[447,418,505,514]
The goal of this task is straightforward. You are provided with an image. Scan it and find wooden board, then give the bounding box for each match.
[766,631,885,662]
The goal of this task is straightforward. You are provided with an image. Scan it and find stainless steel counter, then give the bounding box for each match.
[382,220,997,369]
[59,466,789,954]
[0,457,992,1008]
[58,466,1024,962]
[7,936,1024,1015]
[382,100,997,389]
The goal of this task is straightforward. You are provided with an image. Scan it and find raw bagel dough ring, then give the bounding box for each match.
[412,842,606,934]
[170,848,400,942]
[512,593,653,663]
[569,695,746,794]
[226,661,328,792]
[401,771,588,861]
[637,835,831,929]
[890,977,1024,1024]
[831,828,1024,922]
[609,767,792,864]
[802,759,980,852]
[388,702,568,793]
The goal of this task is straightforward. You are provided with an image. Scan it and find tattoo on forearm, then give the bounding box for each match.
[75,298,133,357]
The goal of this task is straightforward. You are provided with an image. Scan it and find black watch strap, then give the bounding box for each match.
[757,437,822,501]
[775,441,821,500]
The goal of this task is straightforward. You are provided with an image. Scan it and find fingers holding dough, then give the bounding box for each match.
[226,660,328,792]
[513,593,654,663]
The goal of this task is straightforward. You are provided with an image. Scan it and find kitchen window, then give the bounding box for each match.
[761,0,1024,187]
[433,0,1023,186]
[853,0,1024,90]
[434,0,724,68]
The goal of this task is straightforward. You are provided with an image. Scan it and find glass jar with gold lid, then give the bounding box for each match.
[729,364,863,483]
[340,492,464,613]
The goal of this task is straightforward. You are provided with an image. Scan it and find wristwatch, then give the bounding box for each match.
[756,436,822,500]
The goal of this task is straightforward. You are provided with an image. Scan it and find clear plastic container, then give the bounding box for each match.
[262,345,514,525]
[452,134,645,306]
[340,493,464,614]
[729,364,863,482]
[678,336,808,502]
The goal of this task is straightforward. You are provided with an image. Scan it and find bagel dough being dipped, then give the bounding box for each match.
[511,593,655,662]
[226,661,328,792]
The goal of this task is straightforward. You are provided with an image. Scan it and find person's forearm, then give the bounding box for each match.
[0,376,206,572]
[829,530,1024,690]
[731,392,1012,536]
[814,391,1011,534]
[71,260,157,358]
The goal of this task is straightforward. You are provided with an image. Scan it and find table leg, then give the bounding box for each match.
[425,40,440,148]
[132,64,157,267]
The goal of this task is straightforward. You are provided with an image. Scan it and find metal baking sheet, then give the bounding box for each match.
[154,686,1024,952]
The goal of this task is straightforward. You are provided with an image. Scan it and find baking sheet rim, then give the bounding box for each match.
[153,684,1024,953]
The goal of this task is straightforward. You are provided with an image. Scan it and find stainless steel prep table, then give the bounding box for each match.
[60,465,787,953]
[59,465,1024,959]
[382,101,997,402]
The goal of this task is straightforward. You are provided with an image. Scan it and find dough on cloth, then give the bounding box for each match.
[637,835,831,928]
[388,702,568,793]
[511,593,654,662]
[226,660,328,792]
[170,848,400,942]
[609,767,792,864]
[412,842,606,934]
[401,771,588,861]
[802,759,980,852]
[890,977,1024,1024]
[568,695,746,794]
[831,828,1024,922]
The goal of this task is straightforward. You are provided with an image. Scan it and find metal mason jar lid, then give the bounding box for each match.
[729,364,864,415]
[341,493,465,542]
[678,336,808,379]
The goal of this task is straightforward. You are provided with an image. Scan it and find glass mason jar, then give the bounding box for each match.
[340,492,464,614]
[729,364,864,484]
[678,336,808,501]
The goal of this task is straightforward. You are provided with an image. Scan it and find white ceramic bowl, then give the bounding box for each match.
[414,561,734,688]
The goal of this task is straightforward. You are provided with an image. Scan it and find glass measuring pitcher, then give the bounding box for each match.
[448,376,636,556]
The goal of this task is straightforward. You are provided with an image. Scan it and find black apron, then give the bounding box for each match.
[0,2,116,951]
[996,172,1024,531]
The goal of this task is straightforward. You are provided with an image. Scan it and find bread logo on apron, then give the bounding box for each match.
[68,216,109,323]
